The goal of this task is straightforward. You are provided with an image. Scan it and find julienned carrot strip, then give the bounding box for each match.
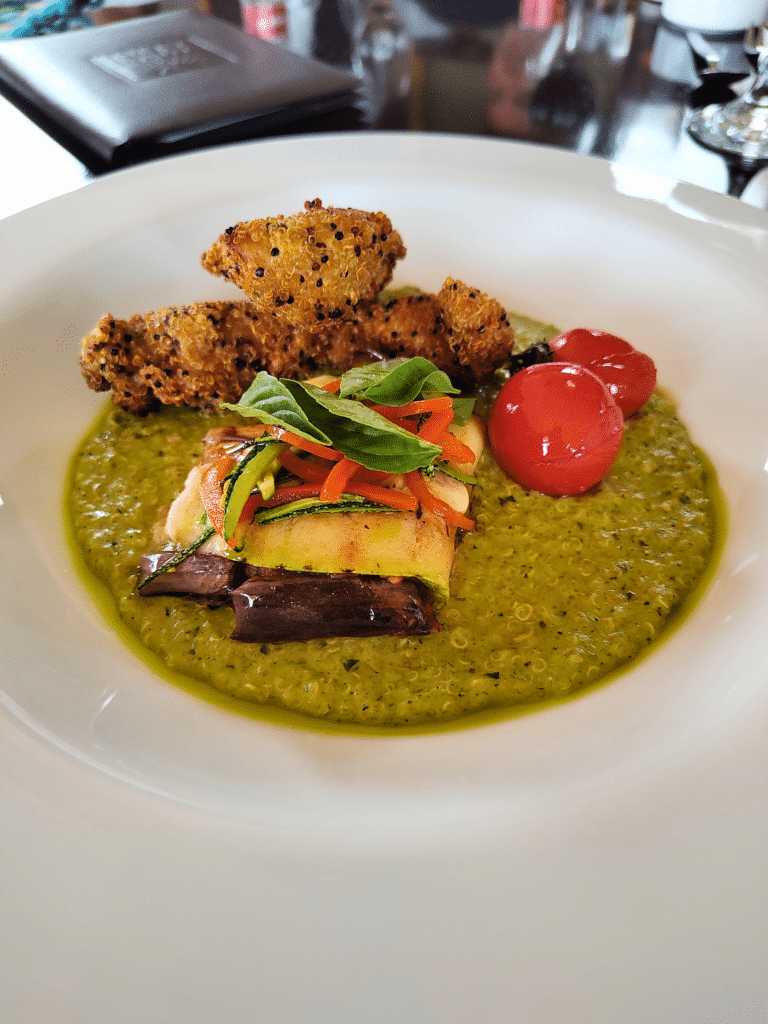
[343,483,417,512]
[352,466,391,484]
[415,473,475,532]
[264,426,344,462]
[262,483,323,506]
[417,408,454,444]
[404,470,476,532]
[199,455,232,538]
[388,415,473,468]
[277,448,329,482]
[442,505,476,532]
[279,452,389,485]
[320,457,360,502]
[437,431,475,464]
[440,504,475,531]
[368,396,454,419]
[404,469,433,509]
[239,481,417,520]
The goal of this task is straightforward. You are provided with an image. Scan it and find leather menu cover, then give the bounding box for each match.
[0,10,357,163]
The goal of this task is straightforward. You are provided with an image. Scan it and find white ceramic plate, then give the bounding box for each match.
[1,134,766,1024]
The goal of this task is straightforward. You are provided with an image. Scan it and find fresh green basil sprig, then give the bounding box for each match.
[221,356,477,475]
[339,356,457,405]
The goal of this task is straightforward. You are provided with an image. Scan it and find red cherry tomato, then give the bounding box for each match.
[488,362,624,496]
[549,328,656,417]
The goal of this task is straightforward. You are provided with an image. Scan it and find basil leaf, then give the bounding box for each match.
[221,372,332,446]
[339,356,459,405]
[338,358,410,399]
[223,367,444,473]
[283,380,441,473]
[450,397,476,426]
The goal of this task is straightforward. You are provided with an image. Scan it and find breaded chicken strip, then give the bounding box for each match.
[79,300,358,414]
[354,291,456,370]
[354,278,515,385]
[79,282,515,412]
[200,198,406,328]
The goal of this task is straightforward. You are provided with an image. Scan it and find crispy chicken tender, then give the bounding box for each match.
[438,277,516,379]
[354,278,515,385]
[200,198,406,328]
[80,198,516,411]
[79,300,358,414]
[79,280,516,412]
[354,290,455,366]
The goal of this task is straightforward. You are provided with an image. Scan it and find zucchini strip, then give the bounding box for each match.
[222,440,287,541]
[254,495,398,526]
[437,463,478,486]
[137,525,216,591]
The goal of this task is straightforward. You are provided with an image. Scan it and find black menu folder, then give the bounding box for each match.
[0,10,360,170]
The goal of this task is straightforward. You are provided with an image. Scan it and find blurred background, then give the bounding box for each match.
[1,0,767,214]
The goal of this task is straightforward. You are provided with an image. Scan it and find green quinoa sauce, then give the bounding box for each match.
[66,383,721,732]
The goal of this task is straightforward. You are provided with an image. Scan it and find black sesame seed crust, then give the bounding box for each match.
[78,300,360,414]
[81,202,519,411]
[79,275,517,412]
[200,198,406,329]
[351,277,515,387]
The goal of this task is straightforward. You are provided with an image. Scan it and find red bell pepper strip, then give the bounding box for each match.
[264,426,344,462]
[198,455,232,538]
[436,431,475,465]
[277,448,330,482]
[417,408,454,444]
[368,396,454,419]
[320,457,361,502]
[404,469,475,532]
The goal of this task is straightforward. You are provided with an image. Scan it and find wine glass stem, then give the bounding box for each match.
[725,162,758,197]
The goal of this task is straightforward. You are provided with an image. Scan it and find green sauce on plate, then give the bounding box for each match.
[66,377,721,731]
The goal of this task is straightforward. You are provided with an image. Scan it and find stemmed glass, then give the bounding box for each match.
[338,0,414,125]
[687,21,768,198]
